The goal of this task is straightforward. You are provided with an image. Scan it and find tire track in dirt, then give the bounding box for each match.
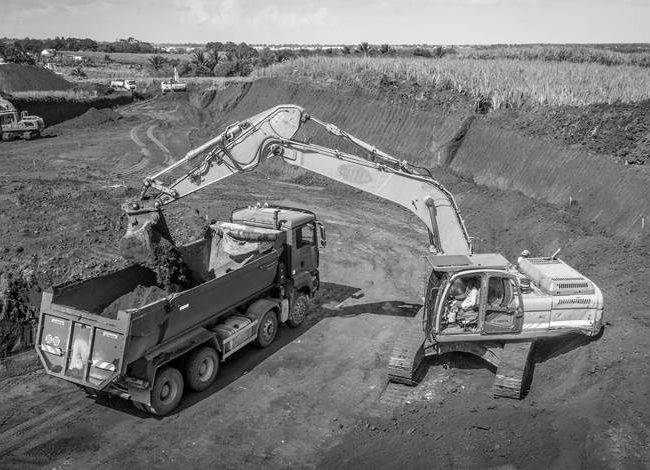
[117,122,152,176]
[119,101,180,175]
[0,393,91,457]
[146,123,173,165]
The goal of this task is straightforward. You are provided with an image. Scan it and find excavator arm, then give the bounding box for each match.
[121,104,472,262]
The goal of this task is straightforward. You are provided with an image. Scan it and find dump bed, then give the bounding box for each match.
[37,237,281,390]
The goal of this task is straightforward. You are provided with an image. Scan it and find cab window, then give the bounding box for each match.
[296,223,315,248]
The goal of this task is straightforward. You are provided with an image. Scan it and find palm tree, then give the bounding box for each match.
[148,55,166,71]
[359,42,370,56]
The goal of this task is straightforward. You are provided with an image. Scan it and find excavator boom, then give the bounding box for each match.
[121,104,471,262]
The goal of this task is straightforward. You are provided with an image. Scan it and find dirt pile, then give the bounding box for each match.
[491,99,650,165]
[100,285,167,319]
[0,267,41,357]
[148,242,194,292]
[0,64,72,93]
[61,107,124,128]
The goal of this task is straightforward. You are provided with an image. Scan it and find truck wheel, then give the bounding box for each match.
[255,309,278,348]
[185,346,219,392]
[147,366,184,416]
[287,292,310,328]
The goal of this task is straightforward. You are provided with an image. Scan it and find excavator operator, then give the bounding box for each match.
[445,277,480,330]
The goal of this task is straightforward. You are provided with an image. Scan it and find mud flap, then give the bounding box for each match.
[387,312,425,386]
[492,341,534,399]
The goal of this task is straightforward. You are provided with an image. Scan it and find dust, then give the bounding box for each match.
[100,284,167,319]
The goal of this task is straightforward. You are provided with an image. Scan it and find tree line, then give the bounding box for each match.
[0,36,157,62]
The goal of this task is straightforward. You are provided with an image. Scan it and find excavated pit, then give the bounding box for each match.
[192,78,647,244]
[0,78,647,468]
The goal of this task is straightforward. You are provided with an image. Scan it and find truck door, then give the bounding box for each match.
[292,222,318,275]
[481,274,523,335]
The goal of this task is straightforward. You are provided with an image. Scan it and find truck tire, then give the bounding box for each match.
[255,309,278,348]
[287,292,310,328]
[147,366,184,416]
[185,346,219,392]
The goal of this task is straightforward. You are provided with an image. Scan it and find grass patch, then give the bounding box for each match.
[253,56,650,108]
[458,44,650,68]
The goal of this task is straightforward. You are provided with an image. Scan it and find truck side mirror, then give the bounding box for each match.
[317,221,326,248]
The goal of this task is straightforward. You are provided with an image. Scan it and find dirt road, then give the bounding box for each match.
[0,90,647,469]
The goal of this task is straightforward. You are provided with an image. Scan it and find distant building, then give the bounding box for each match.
[41,48,57,57]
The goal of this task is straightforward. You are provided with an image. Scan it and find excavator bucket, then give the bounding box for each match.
[119,202,174,264]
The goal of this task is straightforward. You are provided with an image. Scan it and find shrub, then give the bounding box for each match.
[212,60,238,77]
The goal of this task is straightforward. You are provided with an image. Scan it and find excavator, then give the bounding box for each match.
[121,104,605,399]
[0,97,45,141]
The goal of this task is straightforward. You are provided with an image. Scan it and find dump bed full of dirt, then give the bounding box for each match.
[100,285,167,320]
[0,63,72,93]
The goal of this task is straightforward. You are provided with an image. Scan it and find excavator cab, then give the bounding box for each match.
[434,269,524,337]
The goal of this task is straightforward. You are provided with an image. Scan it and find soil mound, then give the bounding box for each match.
[150,243,194,292]
[0,64,72,92]
[100,285,167,319]
[0,268,41,357]
[58,107,123,128]
[493,99,650,165]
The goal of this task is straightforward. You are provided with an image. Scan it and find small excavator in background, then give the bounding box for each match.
[0,97,45,141]
[161,67,187,94]
[120,104,604,399]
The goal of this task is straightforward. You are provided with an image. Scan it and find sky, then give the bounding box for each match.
[1,0,649,45]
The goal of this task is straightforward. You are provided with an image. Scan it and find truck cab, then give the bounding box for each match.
[230,204,326,294]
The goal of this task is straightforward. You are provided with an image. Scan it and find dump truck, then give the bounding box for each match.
[0,98,45,141]
[120,104,604,399]
[36,204,326,415]
[110,79,136,91]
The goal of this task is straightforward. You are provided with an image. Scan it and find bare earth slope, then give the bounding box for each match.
[0,81,647,469]
[0,64,72,93]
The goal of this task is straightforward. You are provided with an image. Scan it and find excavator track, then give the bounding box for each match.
[492,341,533,399]
[387,317,425,386]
